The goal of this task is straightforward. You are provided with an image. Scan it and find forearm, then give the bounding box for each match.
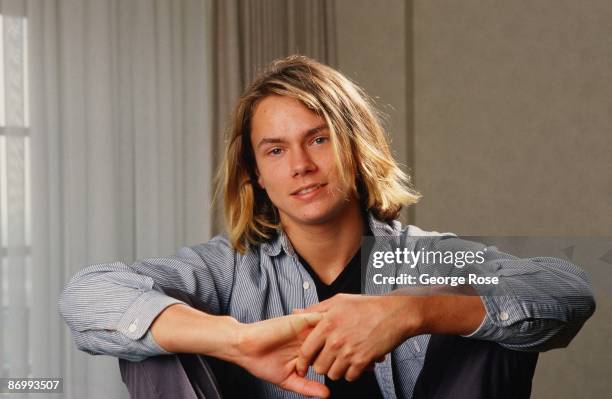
[59,241,236,361]
[152,307,328,398]
[417,295,485,335]
[150,303,242,363]
[385,294,485,338]
[468,257,595,350]
[386,284,485,337]
[417,237,596,350]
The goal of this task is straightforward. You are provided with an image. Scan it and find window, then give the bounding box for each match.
[0,12,31,376]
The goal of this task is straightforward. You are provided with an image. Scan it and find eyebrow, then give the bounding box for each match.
[256,123,328,150]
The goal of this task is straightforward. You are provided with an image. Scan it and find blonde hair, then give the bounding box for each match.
[220,55,420,252]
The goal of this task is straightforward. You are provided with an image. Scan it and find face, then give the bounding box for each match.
[250,95,355,228]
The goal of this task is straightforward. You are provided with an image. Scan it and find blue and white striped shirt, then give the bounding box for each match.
[58,214,595,399]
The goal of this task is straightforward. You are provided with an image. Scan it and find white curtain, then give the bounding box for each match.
[1,0,213,398]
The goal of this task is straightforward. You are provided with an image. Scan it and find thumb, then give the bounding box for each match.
[283,374,330,398]
[303,300,332,313]
[299,312,323,328]
[288,312,322,333]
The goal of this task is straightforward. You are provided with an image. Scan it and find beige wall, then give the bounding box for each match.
[334,0,409,173]
[412,0,612,236]
[335,0,611,397]
[412,3,611,395]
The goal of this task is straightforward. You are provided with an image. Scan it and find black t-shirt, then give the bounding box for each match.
[298,243,384,399]
[295,228,539,399]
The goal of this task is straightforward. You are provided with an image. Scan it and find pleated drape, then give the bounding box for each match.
[1,0,213,398]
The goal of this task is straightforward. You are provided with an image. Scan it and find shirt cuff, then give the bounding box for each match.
[460,295,527,341]
[139,329,174,355]
[461,296,487,338]
[117,289,185,340]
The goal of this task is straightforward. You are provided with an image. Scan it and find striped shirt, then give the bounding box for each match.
[58,214,596,399]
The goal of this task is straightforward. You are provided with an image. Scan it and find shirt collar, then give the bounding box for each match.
[367,212,402,236]
[260,228,296,257]
[260,211,401,257]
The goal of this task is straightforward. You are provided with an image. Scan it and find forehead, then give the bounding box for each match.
[250,95,324,137]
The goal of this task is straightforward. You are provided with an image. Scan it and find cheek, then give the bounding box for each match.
[257,163,280,189]
[317,154,339,179]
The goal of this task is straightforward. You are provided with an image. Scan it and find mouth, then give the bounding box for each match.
[291,183,327,197]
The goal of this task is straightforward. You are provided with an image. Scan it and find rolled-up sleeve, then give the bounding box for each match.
[428,236,596,351]
[58,236,237,361]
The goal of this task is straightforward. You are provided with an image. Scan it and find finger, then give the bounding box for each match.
[296,322,328,377]
[345,364,366,382]
[302,298,333,313]
[257,313,321,345]
[290,312,323,332]
[326,357,350,381]
[292,308,304,314]
[311,339,338,377]
[376,355,386,363]
[293,312,323,341]
[283,373,330,398]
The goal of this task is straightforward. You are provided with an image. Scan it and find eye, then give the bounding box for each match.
[267,147,283,156]
[312,136,328,145]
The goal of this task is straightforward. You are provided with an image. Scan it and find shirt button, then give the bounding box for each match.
[303,281,310,290]
[128,321,138,333]
[499,311,509,321]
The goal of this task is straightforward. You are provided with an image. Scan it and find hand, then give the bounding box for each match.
[233,313,330,398]
[295,294,424,382]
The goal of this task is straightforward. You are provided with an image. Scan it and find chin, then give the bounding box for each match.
[296,212,333,225]
[283,202,349,226]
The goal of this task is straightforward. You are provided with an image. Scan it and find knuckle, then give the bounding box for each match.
[352,354,369,369]
[324,318,337,330]
[297,347,310,361]
[342,345,355,358]
[329,337,344,351]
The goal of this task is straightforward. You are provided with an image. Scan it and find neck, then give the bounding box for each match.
[282,200,366,284]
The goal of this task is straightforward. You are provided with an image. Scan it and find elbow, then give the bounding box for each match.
[546,257,597,326]
[57,283,76,328]
[571,267,597,324]
[575,289,596,327]
[549,284,596,351]
[57,268,97,331]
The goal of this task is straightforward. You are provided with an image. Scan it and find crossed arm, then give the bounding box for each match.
[150,292,485,398]
[59,237,596,398]
[150,257,595,399]
[150,302,331,397]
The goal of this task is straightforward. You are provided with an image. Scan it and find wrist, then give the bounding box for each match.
[379,295,428,339]
[207,315,244,362]
[400,296,429,337]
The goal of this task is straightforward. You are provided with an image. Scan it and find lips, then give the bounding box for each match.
[291,183,327,196]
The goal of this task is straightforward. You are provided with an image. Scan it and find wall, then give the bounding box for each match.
[413,0,612,236]
[335,0,611,397]
[334,0,409,175]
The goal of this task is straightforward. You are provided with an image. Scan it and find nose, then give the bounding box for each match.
[290,147,316,177]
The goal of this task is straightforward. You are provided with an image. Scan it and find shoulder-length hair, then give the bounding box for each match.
[220,55,420,252]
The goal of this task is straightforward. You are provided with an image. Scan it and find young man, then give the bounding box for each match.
[59,55,595,399]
